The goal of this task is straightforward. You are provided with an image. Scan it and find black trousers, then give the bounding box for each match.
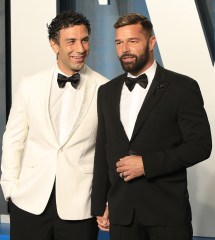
[9,188,98,240]
[110,212,193,240]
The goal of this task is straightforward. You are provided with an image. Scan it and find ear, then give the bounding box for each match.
[149,36,156,52]
[49,39,59,54]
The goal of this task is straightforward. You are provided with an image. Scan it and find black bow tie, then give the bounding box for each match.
[125,73,148,91]
[57,73,80,89]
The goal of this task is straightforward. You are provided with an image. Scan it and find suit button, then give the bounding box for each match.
[128,150,136,155]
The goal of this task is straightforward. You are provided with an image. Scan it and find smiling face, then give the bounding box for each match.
[50,24,90,76]
[115,23,156,76]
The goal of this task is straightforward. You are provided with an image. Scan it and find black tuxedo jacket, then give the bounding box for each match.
[91,64,212,226]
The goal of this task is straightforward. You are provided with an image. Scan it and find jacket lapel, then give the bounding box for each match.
[40,66,59,143]
[108,74,130,142]
[130,65,168,141]
[117,75,132,142]
[60,66,97,146]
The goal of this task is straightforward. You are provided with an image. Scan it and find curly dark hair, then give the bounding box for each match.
[47,11,91,43]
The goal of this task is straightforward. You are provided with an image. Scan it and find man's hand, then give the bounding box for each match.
[96,205,110,232]
[116,155,145,181]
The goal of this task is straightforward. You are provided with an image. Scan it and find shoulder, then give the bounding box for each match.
[12,66,54,103]
[97,73,125,100]
[158,64,196,85]
[156,64,203,103]
[156,64,199,94]
[19,66,54,88]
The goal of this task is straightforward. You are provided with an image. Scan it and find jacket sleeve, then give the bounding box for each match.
[91,86,110,216]
[144,80,212,179]
[0,81,29,200]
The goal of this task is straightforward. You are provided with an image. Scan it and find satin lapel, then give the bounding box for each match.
[40,67,58,143]
[130,65,168,142]
[112,74,130,142]
[61,68,96,145]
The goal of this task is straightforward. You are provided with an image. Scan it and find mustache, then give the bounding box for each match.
[119,53,137,60]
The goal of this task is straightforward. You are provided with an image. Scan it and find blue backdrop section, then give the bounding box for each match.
[0,223,9,240]
[77,0,122,80]
[98,230,110,240]
[76,0,162,80]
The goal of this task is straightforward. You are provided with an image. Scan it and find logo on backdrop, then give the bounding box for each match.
[98,0,109,5]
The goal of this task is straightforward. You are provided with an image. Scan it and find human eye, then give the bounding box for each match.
[67,39,75,44]
[82,37,89,43]
[129,39,138,44]
[115,40,122,45]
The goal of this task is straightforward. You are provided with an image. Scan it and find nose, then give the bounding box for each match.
[75,41,85,53]
[122,42,130,53]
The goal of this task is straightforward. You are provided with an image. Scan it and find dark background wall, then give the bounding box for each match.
[0,0,7,214]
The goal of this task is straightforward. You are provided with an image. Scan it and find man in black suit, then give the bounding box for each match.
[91,13,212,240]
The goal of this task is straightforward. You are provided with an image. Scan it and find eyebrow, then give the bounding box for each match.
[115,37,139,42]
[66,36,89,41]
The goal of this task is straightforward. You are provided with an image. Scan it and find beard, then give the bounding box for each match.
[119,44,150,75]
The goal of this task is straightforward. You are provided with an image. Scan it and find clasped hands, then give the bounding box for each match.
[96,205,110,232]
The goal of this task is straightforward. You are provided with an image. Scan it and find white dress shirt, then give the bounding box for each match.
[49,64,86,144]
[120,61,157,140]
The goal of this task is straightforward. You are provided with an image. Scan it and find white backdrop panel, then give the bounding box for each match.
[11,0,56,96]
[146,0,215,237]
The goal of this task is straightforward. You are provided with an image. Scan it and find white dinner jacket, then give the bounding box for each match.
[0,65,108,220]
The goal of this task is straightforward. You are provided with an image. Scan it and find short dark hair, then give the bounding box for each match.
[114,13,153,37]
[47,11,91,43]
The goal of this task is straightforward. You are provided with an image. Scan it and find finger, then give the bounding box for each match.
[102,218,108,225]
[116,166,125,173]
[97,220,108,228]
[96,216,103,222]
[124,175,133,182]
[96,219,104,225]
[119,155,131,161]
[103,210,109,219]
[97,219,110,228]
[116,161,123,167]
[107,219,110,227]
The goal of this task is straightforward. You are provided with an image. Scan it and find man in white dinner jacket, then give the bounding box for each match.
[0,10,108,240]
